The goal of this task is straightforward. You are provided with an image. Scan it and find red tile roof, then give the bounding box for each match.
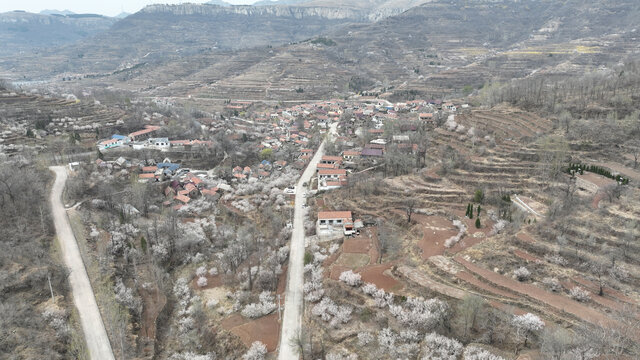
[321,155,342,162]
[174,194,191,204]
[318,211,352,220]
[128,125,160,138]
[317,163,337,169]
[318,169,347,176]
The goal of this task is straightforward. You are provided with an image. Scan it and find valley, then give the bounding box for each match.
[0,1,639,359]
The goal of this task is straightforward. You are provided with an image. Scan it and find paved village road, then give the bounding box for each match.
[278,123,337,359]
[49,166,115,360]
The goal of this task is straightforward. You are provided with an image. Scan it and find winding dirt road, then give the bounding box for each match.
[49,166,115,360]
[278,124,337,359]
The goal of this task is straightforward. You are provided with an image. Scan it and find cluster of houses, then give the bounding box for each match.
[162,172,220,211]
[230,159,289,182]
[97,125,213,152]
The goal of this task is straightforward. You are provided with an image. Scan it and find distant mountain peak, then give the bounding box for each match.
[39,9,76,16]
[206,0,233,6]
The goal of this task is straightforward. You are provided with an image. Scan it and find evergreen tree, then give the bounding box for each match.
[475,217,481,229]
[477,205,481,216]
[469,204,473,219]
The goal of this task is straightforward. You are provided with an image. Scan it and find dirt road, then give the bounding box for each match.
[49,166,115,360]
[278,124,337,359]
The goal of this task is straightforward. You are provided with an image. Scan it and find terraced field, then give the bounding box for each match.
[0,91,124,153]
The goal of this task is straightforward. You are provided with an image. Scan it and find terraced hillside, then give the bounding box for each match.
[0,90,124,154]
[319,105,639,358]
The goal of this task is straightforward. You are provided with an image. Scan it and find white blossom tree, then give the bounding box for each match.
[422,332,463,360]
[242,341,267,360]
[463,345,505,360]
[513,267,531,282]
[339,270,362,287]
[512,313,544,351]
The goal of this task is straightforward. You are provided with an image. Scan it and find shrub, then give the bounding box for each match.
[474,189,484,203]
[304,251,312,265]
[358,331,374,346]
[569,287,591,302]
[196,266,207,277]
[513,267,531,281]
[542,277,562,292]
[197,276,208,288]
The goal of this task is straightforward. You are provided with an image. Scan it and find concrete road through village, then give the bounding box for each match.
[278,123,337,359]
[49,166,115,360]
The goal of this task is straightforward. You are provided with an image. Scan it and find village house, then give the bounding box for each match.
[147,137,170,151]
[318,168,347,182]
[316,211,356,236]
[443,103,457,112]
[419,112,434,122]
[98,137,125,151]
[128,125,161,142]
[342,150,361,161]
[274,160,287,170]
[320,155,342,165]
[316,163,338,172]
[361,148,384,158]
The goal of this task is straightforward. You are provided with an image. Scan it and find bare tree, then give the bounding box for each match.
[626,139,640,169]
[457,294,485,340]
[405,196,418,224]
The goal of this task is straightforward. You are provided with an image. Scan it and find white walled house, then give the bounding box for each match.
[316,211,354,236]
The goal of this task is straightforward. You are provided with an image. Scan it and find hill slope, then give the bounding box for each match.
[0,11,118,57]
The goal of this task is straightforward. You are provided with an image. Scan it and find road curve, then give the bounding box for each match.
[49,166,115,360]
[278,123,337,359]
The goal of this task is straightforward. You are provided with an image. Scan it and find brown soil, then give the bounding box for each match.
[226,313,281,352]
[191,273,224,290]
[412,214,457,259]
[276,265,288,295]
[221,314,248,330]
[359,263,402,292]
[591,192,605,209]
[516,231,536,243]
[454,257,618,328]
[139,286,167,340]
[413,213,493,259]
[343,236,371,254]
[329,265,350,280]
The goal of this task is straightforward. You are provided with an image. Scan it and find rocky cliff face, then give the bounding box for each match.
[139,3,404,22]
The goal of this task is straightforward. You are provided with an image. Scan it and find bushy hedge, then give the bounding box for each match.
[566,163,630,184]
